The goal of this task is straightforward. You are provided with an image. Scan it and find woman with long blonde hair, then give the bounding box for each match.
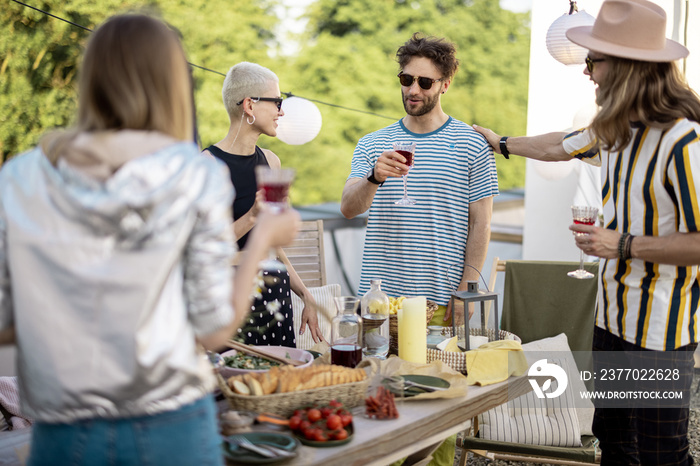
[0,14,299,465]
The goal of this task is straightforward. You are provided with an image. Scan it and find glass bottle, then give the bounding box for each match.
[360,279,390,359]
[331,296,363,368]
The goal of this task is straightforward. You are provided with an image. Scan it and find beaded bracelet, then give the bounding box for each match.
[618,232,630,260]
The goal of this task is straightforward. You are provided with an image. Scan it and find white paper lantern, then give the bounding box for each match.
[546,9,595,65]
[276,96,323,145]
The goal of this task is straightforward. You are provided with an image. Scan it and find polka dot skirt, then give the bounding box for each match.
[237,268,296,348]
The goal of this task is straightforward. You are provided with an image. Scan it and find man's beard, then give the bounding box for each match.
[403,90,439,117]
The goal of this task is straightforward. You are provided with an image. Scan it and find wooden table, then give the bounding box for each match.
[270,374,534,466]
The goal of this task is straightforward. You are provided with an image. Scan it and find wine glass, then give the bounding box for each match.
[255,166,296,272]
[568,205,599,279]
[394,141,416,206]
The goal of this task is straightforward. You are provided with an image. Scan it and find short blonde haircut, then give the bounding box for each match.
[77,14,193,141]
[222,62,279,117]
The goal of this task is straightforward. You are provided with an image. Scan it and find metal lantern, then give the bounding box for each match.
[546,1,595,65]
[276,96,323,145]
[451,282,499,351]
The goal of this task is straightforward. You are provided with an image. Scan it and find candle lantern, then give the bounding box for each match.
[450,282,499,351]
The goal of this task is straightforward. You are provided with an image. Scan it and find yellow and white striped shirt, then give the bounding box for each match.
[563,119,700,351]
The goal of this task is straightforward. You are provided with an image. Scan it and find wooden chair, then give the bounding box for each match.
[281,219,327,288]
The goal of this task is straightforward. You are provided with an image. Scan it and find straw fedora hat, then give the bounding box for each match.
[566,0,688,62]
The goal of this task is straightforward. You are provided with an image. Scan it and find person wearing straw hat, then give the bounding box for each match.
[474,0,700,464]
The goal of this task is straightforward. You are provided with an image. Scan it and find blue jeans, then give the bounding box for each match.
[28,395,223,466]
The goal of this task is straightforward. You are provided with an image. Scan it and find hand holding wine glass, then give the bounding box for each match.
[568,205,599,279]
[393,141,416,206]
[255,166,296,272]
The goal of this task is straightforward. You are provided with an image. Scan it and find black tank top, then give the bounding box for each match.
[206,144,269,249]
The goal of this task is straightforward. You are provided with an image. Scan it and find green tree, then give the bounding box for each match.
[262,0,530,204]
[1,0,530,204]
[0,0,281,164]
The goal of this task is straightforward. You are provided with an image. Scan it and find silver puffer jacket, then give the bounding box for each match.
[0,131,236,423]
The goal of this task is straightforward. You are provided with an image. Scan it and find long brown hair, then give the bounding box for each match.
[592,57,700,151]
[77,14,193,140]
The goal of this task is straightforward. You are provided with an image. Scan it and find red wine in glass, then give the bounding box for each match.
[260,182,290,205]
[396,149,414,167]
[394,141,417,205]
[331,344,362,368]
[568,206,599,279]
[254,166,295,272]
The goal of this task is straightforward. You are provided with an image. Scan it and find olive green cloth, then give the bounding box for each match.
[501,260,597,381]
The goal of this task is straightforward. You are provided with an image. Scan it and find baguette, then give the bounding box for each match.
[226,364,367,396]
[230,379,250,395]
[243,373,264,396]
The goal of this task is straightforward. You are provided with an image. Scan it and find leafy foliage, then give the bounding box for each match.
[1,0,530,202]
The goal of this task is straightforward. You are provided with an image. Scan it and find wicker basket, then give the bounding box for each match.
[425,327,520,374]
[388,300,439,356]
[216,373,369,417]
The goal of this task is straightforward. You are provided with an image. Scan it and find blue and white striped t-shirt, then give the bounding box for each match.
[350,117,499,305]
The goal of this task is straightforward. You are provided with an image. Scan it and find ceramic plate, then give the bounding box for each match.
[296,422,354,448]
[400,375,451,397]
[221,432,299,464]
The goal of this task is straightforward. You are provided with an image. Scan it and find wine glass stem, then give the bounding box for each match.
[402,174,408,198]
[579,250,585,271]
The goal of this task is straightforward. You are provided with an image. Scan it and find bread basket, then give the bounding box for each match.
[388,300,438,355]
[216,373,369,417]
[425,326,521,374]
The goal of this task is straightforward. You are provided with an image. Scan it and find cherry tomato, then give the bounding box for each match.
[292,409,305,417]
[329,399,342,408]
[332,428,348,441]
[312,429,328,442]
[320,406,333,419]
[288,415,302,431]
[340,413,353,427]
[302,427,316,440]
[299,419,311,432]
[307,408,322,422]
[326,414,342,430]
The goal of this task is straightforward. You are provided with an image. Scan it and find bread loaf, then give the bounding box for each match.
[226,364,366,396]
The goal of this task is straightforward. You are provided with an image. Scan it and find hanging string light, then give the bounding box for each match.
[546,1,595,65]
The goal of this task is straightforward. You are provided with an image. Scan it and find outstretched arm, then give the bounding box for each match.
[472,125,571,162]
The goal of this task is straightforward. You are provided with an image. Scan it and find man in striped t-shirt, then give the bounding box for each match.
[340,33,498,328]
[475,1,700,464]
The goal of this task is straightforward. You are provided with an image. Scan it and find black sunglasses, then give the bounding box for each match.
[585,57,605,73]
[397,72,442,90]
[236,97,284,111]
